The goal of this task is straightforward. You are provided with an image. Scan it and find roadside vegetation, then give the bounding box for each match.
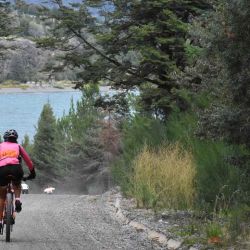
[1,0,249,247]
[130,143,196,209]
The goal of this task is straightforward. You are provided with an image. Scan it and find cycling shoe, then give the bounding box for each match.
[15,200,22,213]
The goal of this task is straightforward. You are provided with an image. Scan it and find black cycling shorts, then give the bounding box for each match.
[0,164,24,186]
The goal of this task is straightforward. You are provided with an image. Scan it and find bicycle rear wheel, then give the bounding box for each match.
[5,193,13,242]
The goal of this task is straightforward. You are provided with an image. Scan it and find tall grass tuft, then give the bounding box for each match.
[130,143,196,209]
[112,115,167,193]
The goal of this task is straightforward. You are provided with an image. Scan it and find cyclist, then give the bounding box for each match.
[0,129,36,230]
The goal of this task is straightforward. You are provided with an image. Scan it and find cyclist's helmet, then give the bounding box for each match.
[3,129,18,141]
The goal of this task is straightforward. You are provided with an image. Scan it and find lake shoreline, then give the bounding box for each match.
[0,86,112,94]
[0,86,79,94]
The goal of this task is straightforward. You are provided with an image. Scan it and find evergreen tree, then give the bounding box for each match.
[32,103,58,183]
[55,85,106,191]
[37,0,211,117]
[21,134,32,154]
[0,0,14,59]
[96,0,211,116]
[196,0,250,147]
[0,0,12,37]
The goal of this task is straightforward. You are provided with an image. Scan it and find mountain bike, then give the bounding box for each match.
[0,175,17,242]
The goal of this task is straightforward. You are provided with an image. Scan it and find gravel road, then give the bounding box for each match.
[0,194,154,250]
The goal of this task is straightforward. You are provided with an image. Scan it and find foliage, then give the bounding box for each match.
[21,134,32,154]
[14,0,42,16]
[206,222,223,239]
[18,14,46,38]
[32,103,58,183]
[112,115,167,193]
[0,0,12,37]
[227,205,250,241]
[2,3,247,245]
[194,0,250,147]
[130,143,196,209]
[166,110,249,209]
[37,0,211,117]
[55,85,109,191]
[94,92,131,120]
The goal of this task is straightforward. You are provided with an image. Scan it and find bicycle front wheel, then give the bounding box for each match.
[5,193,13,242]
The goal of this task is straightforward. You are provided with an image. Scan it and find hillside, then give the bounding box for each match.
[0,2,76,84]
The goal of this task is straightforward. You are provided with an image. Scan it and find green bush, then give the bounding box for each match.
[206,222,223,239]
[166,111,249,209]
[193,140,243,209]
[112,115,167,193]
[113,101,249,212]
[227,205,250,241]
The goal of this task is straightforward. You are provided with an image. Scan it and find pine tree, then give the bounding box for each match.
[196,0,250,147]
[32,103,58,183]
[0,0,14,59]
[37,0,211,117]
[21,134,33,154]
[55,85,107,191]
[0,0,12,37]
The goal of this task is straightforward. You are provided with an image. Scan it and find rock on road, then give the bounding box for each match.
[0,194,154,250]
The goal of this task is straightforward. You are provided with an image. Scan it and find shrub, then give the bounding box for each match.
[114,110,249,211]
[166,111,248,209]
[112,115,167,193]
[192,140,242,208]
[206,222,223,239]
[227,205,250,241]
[130,143,196,209]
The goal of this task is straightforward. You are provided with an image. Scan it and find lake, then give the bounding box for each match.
[0,91,82,142]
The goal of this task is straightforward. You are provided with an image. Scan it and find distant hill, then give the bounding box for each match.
[23,0,82,5]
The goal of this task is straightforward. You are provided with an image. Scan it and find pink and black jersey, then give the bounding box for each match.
[0,142,33,171]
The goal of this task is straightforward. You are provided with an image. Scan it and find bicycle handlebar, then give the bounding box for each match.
[23,169,36,181]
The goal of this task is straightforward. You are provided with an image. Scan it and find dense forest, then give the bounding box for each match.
[0,0,249,247]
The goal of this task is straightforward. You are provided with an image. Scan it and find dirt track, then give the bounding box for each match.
[0,194,154,250]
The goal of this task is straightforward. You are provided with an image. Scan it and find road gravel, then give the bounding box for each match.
[0,194,154,250]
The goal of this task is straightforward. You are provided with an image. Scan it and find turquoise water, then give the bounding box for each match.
[0,91,82,142]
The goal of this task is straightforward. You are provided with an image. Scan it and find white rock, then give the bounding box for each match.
[148,230,168,246]
[167,239,182,249]
[189,247,198,250]
[115,198,120,209]
[116,209,129,224]
[129,221,147,232]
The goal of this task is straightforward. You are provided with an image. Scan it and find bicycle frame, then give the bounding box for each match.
[0,176,15,242]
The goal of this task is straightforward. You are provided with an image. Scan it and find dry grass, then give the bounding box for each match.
[130,143,196,209]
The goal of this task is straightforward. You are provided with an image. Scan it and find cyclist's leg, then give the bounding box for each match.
[13,184,22,213]
[10,164,24,213]
[0,186,7,221]
[0,186,6,232]
[0,166,8,228]
[13,184,21,199]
